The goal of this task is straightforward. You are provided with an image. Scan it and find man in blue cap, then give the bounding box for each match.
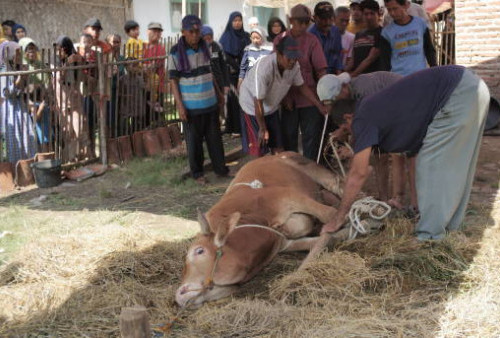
[168,15,230,185]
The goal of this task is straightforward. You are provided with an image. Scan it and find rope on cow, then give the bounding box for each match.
[347,197,391,240]
[231,179,264,190]
[323,137,354,178]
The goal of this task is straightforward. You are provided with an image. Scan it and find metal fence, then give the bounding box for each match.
[430,7,455,66]
[0,37,181,180]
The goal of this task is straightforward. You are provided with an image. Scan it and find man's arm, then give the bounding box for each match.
[297,84,328,115]
[423,28,437,67]
[169,78,187,121]
[254,97,268,145]
[321,147,372,233]
[350,47,380,77]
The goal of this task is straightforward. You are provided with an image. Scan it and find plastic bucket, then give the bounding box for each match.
[31,159,62,188]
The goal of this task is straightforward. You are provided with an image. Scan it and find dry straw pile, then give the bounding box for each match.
[1,203,499,337]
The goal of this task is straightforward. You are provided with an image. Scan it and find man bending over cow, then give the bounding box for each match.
[317,71,408,206]
[317,65,489,241]
[238,36,328,157]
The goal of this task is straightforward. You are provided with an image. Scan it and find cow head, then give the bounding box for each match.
[175,210,245,307]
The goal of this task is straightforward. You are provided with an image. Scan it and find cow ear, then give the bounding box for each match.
[214,212,241,248]
[197,208,211,235]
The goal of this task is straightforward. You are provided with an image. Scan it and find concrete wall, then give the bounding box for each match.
[455,0,500,100]
[1,0,129,48]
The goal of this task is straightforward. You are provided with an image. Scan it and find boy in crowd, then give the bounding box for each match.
[346,0,387,77]
[335,6,355,68]
[380,0,437,213]
[169,15,230,185]
[2,20,16,40]
[124,20,144,59]
[82,18,111,55]
[346,0,366,34]
[309,1,344,75]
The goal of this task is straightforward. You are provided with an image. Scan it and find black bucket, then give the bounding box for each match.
[31,159,62,188]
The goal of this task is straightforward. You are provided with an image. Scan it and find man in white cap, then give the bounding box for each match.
[317,65,489,242]
[318,71,402,203]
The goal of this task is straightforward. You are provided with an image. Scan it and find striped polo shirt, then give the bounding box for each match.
[168,41,218,116]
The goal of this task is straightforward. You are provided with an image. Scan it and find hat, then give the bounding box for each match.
[279,35,301,59]
[124,20,139,32]
[290,4,312,20]
[84,18,102,29]
[250,27,264,38]
[181,15,202,31]
[317,73,351,101]
[201,25,213,37]
[147,22,163,31]
[349,0,362,7]
[314,2,334,19]
[248,17,260,25]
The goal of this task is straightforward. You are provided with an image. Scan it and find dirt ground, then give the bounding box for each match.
[0,136,498,336]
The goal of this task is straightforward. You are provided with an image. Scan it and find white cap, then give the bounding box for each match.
[317,73,351,101]
[248,16,259,25]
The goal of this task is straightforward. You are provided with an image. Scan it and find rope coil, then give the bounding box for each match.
[347,197,391,240]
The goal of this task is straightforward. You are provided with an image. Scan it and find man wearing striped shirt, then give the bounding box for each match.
[169,15,229,185]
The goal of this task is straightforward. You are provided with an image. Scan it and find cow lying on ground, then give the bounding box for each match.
[175,152,379,307]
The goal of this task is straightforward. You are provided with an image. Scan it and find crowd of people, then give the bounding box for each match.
[1,17,170,165]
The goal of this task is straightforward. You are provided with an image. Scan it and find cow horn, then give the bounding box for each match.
[197,208,211,235]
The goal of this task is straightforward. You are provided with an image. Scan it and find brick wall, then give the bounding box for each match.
[1,0,130,48]
[455,0,500,100]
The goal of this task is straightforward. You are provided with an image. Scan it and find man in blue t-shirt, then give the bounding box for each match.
[380,0,436,76]
[317,66,490,241]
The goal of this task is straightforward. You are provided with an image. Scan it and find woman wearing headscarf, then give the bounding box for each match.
[53,35,90,162]
[219,11,250,135]
[18,37,52,152]
[0,40,37,165]
[11,24,27,42]
[267,17,286,43]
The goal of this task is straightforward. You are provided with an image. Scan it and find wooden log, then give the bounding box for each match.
[119,306,151,338]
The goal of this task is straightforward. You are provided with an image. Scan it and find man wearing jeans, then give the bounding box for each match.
[318,66,490,241]
[168,15,229,185]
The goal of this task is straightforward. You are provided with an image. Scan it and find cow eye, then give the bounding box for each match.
[194,247,205,255]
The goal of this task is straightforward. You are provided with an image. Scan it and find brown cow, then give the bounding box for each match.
[176,152,374,307]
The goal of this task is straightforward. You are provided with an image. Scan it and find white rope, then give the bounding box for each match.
[347,197,391,240]
[236,224,287,240]
[230,179,264,190]
[236,224,290,250]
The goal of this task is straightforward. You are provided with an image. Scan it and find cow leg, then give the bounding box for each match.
[278,152,344,196]
[270,192,337,227]
[282,237,319,252]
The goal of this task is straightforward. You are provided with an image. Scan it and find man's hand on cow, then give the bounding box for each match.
[258,128,269,146]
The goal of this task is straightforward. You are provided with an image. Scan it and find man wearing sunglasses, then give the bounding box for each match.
[274,4,328,161]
